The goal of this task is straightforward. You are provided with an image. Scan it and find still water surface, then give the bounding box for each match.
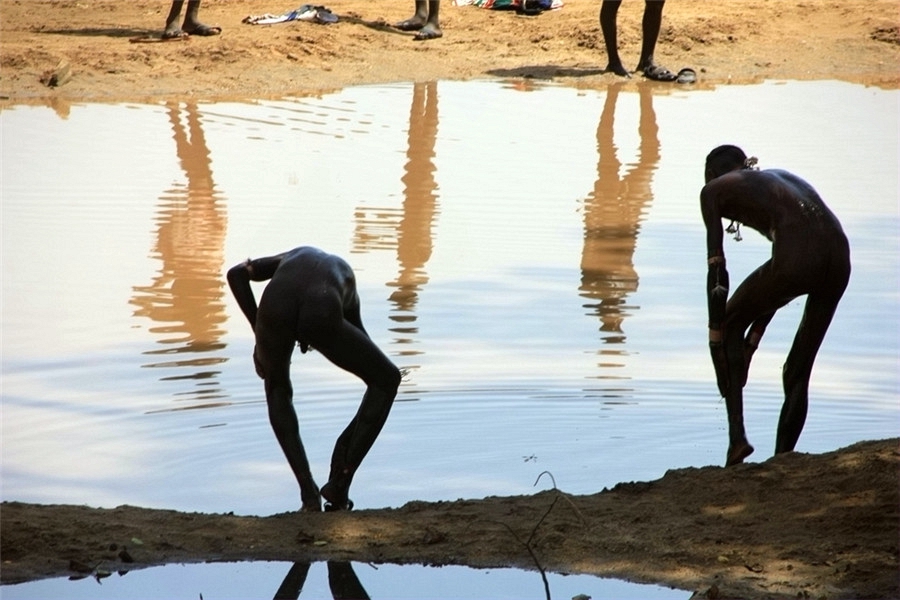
[1,79,898,597]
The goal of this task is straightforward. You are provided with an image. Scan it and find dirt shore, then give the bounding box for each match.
[3,439,899,598]
[1,0,898,107]
[2,1,899,598]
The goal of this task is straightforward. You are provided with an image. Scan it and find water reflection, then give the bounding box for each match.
[580,83,658,379]
[353,82,440,360]
[130,102,230,405]
[274,561,368,600]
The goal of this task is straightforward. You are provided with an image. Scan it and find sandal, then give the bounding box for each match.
[675,67,697,84]
[642,64,678,82]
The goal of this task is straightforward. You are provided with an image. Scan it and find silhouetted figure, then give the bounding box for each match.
[163,0,221,39]
[394,1,442,41]
[600,0,679,81]
[228,247,400,511]
[701,145,850,466]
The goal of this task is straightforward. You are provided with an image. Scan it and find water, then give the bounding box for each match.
[1,79,898,596]
[1,561,683,600]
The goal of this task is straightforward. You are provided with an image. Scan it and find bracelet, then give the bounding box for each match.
[707,256,726,266]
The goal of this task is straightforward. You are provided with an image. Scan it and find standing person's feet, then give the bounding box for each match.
[604,61,631,77]
[182,22,221,36]
[321,481,354,511]
[726,441,755,466]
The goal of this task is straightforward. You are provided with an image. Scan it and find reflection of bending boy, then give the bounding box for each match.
[701,146,850,467]
[227,247,400,511]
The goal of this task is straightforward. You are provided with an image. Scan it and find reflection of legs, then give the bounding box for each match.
[273,562,311,600]
[314,321,401,509]
[776,293,840,454]
[328,562,371,600]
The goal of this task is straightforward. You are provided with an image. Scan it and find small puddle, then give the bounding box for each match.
[4,561,686,599]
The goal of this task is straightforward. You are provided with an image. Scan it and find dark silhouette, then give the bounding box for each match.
[394,1,442,40]
[274,561,370,600]
[701,145,850,466]
[227,247,400,511]
[163,0,221,39]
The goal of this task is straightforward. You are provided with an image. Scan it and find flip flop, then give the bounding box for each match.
[676,67,697,84]
[314,7,338,24]
[642,65,678,82]
[297,5,338,24]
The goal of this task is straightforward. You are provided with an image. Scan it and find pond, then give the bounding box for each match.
[1,78,897,597]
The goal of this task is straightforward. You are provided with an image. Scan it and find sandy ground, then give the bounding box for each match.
[1,0,898,106]
[2,1,899,598]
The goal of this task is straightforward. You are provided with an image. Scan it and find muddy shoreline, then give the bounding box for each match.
[1,0,898,108]
[3,439,899,598]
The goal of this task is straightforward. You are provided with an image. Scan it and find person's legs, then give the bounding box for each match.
[256,283,322,511]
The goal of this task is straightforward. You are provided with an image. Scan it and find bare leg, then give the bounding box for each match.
[636,0,665,72]
[255,297,322,511]
[775,293,841,454]
[722,318,754,466]
[742,311,775,387]
[264,372,322,511]
[600,0,629,76]
[313,320,401,510]
[163,0,187,38]
[182,0,221,36]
